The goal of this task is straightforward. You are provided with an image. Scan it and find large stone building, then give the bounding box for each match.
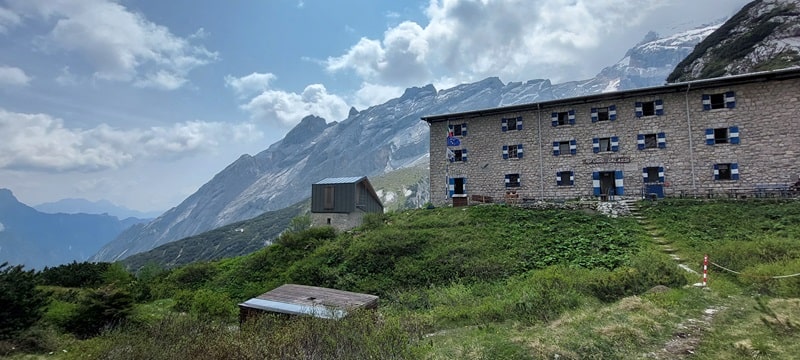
[421,68,800,206]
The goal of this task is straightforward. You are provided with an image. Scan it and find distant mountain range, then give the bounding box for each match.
[0,189,147,269]
[34,198,161,219]
[91,24,722,263]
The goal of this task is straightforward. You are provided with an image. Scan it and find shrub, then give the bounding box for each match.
[189,289,236,320]
[0,263,49,339]
[65,284,135,339]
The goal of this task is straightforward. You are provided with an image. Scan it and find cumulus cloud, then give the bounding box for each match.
[0,6,21,33]
[0,108,262,172]
[225,73,350,127]
[224,72,277,98]
[326,0,665,86]
[0,65,31,86]
[240,84,350,127]
[7,0,217,90]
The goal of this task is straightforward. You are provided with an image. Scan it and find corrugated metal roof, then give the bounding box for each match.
[314,176,365,185]
[239,298,347,319]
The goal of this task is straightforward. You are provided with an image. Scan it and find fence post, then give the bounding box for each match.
[702,254,709,287]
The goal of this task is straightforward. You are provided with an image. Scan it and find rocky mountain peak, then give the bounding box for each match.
[282,115,329,145]
[668,0,800,82]
[400,84,437,101]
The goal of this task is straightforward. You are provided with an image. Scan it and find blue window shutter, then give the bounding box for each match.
[570,139,577,155]
[592,172,601,196]
[713,164,720,180]
[642,167,648,182]
[611,136,619,152]
[552,141,560,156]
[501,118,508,132]
[462,148,468,162]
[731,163,739,180]
[705,128,715,145]
[448,177,455,197]
[517,144,524,159]
[725,91,736,108]
[658,132,666,148]
[614,170,624,195]
[502,145,509,159]
[551,112,558,127]
[729,126,740,144]
[591,108,598,123]
[609,105,617,121]
[568,110,575,125]
[655,99,664,115]
[592,138,600,153]
[461,123,467,136]
[569,171,575,186]
[635,102,643,118]
[637,134,645,150]
[505,174,511,187]
[658,166,665,182]
[516,117,523,130]
[702,94,711,111]
[556,172,562,186]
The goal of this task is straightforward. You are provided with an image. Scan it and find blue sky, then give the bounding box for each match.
[0,0,749,213]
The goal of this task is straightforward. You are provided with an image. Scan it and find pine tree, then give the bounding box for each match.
[0,262,49,339]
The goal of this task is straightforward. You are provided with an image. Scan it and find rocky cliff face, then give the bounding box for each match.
[668,0,800,82]
[91,25,721,262]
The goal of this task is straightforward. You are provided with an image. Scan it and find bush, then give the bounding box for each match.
[65,284,135,339]
[189,289,236,320]
[590,252,688,302]
[0,263,49,339]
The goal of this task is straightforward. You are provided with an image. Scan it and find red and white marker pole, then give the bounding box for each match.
[702,254,709,287]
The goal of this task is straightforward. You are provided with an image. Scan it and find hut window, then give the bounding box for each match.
[324,186,334,209]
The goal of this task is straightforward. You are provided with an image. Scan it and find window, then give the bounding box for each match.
[449,177,467,197]
[449,148,467,162]
[593,136,619,153]
[714,163,739,181]
[449,123,468,136]
[323,186,334,210]
[591,105,616,122]
[635,100,664,117]
[505,173,520,188]
[642,166,664,183]
[552,140,576,156]
[556,171,574,186]
[503,144,524,159]
[703,92,735,110]
[637,132,666,150]
[502,117,522,131]
[551,110,575,126]
[705,127,739,145]
[597,107,609,121]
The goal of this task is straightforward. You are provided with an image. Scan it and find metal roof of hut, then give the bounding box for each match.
[238,284,379,320]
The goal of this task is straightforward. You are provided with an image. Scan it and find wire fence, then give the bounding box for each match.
[709,261,800,280]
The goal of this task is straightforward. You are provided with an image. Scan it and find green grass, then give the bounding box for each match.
[8,200,800,359]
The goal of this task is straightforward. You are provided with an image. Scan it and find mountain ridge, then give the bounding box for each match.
[91,24,724,263]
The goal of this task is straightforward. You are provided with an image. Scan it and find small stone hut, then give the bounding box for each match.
[310,176,384,231]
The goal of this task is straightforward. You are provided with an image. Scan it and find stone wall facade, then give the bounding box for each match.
[311,211,367,232]
[424,69,800,206]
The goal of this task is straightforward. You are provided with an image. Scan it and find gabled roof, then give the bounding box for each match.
[239,284,379,319]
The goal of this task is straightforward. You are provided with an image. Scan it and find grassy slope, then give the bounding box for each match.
[121,200,308,271]
[12,200,800,359]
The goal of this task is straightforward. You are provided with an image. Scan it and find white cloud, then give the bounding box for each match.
[224,72,277,98]
[326,0,671,86]
[353,82,404,110]
[239,84,349,127]
[0,6,21,33]
[0,108,262,172]
[0,65,31,86]
[7,0,217,90]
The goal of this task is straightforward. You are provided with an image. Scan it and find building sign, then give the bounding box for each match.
[582,157,632,165]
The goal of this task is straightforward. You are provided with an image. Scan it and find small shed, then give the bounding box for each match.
[238,284,379,322]
[310,176,384,231]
